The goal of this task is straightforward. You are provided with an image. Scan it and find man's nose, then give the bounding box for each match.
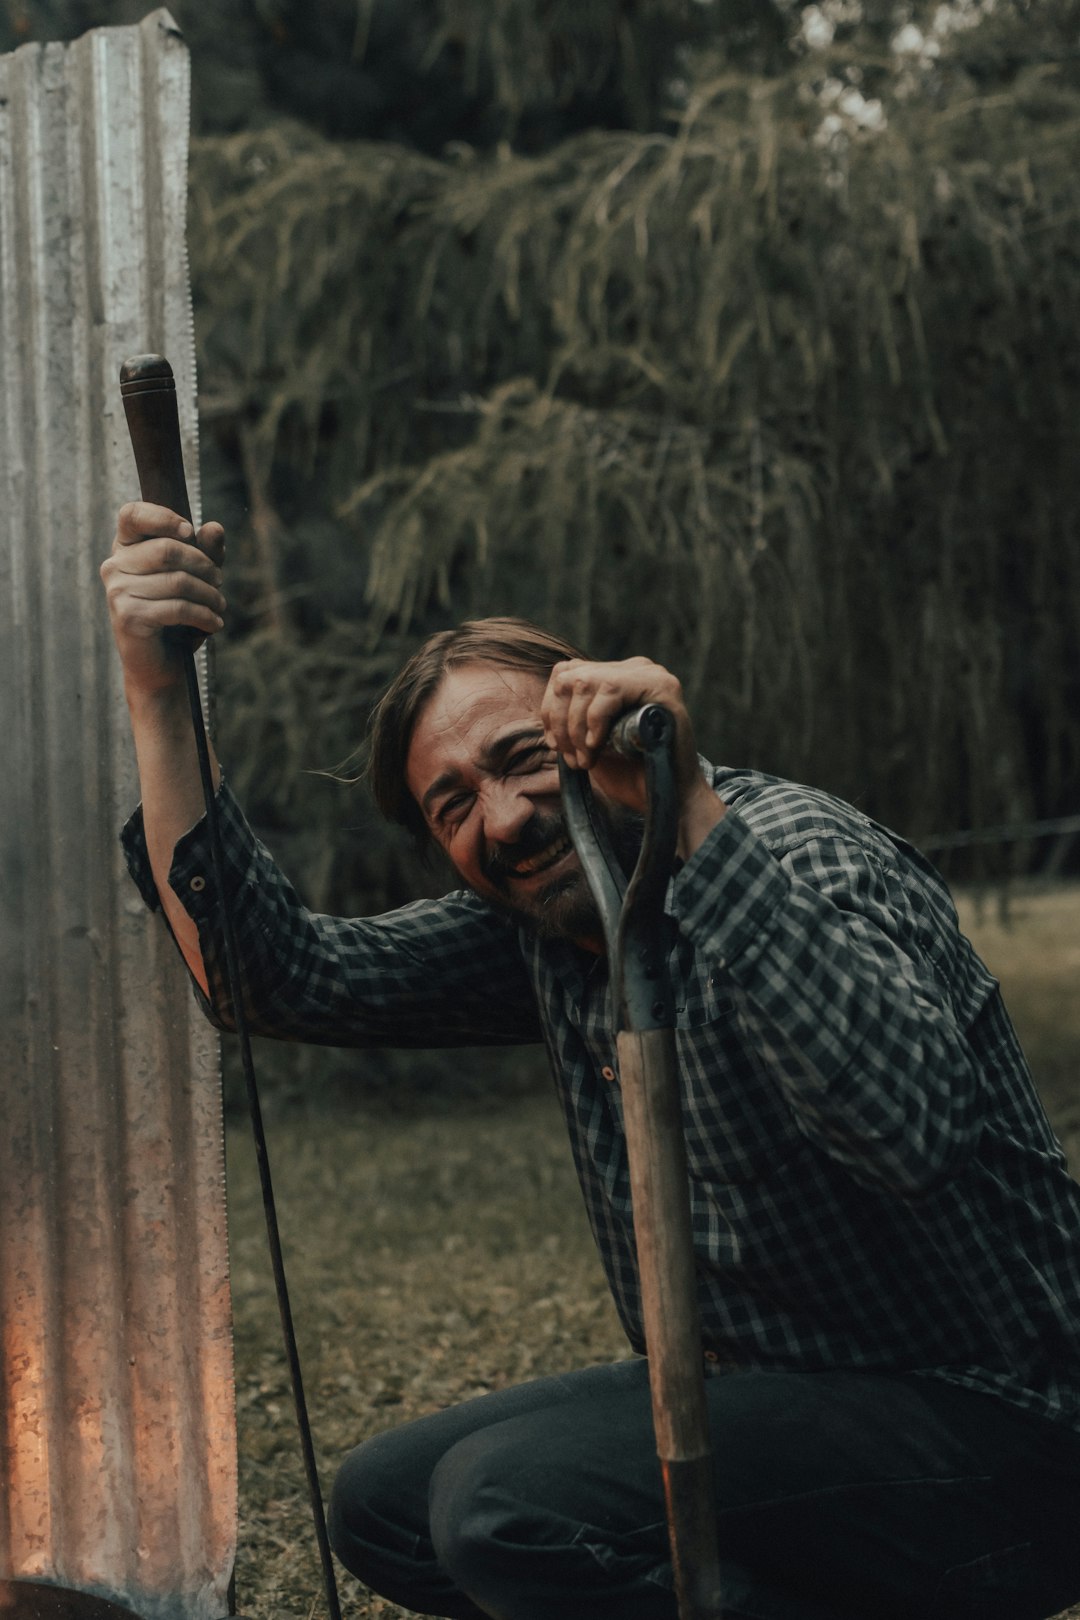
[479,779,534,845]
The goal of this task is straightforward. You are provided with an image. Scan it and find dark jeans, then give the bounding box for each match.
[327,1358,1080,1620]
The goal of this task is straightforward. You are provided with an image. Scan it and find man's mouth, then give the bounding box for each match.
[508,832,575,879]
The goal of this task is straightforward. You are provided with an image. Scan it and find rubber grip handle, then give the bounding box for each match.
[119,354,199,649]
[119,354,193,522]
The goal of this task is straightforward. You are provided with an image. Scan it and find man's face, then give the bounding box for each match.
[405,663,633,947]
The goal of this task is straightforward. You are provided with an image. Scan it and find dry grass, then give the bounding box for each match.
[956,880,1080,1620]
[955,880,1080,1170]
[226,1092,623,1619]
[226,881,1080,1620]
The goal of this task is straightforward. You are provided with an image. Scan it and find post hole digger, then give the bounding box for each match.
[560,714,723,1620]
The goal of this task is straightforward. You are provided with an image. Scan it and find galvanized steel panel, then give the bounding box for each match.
[0,13,235,1620]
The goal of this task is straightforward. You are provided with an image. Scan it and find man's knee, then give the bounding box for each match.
[427,1422,591,1603]
[326,1439,381,1579]
[427,1429,519,1594]
[328,1431,424,1584]
[427,1424,675,1620]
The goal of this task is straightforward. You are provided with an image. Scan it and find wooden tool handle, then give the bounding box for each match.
[119,354,193,523]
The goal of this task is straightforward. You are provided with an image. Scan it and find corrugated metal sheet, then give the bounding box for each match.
[0,13,235,1620]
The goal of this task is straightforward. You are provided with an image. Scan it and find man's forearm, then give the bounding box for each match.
[101,500,230,992]
[677,774,727,862]
[126,681,219,994]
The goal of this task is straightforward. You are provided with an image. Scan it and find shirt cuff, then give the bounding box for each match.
[120,803,162,912]
[119,778,256,925]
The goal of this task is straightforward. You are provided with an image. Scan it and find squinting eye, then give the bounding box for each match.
[437,793,472,826]
[508,744,553,773]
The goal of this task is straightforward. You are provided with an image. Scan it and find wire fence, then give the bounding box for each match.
[920,815,1080,898]
[921,815,1080,854]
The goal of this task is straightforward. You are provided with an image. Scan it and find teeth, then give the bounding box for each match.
[512,835,572,876]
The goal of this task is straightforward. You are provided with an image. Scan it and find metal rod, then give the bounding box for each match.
[181,652,343,1620]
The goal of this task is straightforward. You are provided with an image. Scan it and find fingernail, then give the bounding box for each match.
[178,522,193,539]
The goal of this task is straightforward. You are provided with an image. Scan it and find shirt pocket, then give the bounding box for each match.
[671,955,736,1030]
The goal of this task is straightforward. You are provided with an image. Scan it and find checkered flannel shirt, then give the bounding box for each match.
[122,764,1080,1433]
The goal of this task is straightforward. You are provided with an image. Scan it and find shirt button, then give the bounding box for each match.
[601,1065,617,1082]
[189,875,207,893]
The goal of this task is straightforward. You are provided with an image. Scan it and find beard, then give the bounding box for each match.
[479,801,644,943]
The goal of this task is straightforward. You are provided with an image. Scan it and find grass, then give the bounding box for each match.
[954,881,1080,1165]
[226,881,1080,1620]
[226,1093,625,1619]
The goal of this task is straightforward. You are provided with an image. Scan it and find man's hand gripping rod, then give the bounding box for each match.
[119,355,342,1620]
[560,713,723,1620]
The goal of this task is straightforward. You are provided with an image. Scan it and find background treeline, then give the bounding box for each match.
[7,1,1080,913]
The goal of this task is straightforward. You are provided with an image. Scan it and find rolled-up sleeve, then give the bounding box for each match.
[121,782,542,1049]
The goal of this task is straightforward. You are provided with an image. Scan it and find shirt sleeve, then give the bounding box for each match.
[120,782,542,1049]
[672,801,988,1197]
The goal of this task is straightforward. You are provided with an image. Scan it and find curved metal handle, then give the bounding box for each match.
[615,706,679,1032]
[558,704,679,1031]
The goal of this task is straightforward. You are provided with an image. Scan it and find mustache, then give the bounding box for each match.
[481,811,568,888]
[480,801,645,894]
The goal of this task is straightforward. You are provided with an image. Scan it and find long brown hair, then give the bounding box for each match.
[367,617,588,847]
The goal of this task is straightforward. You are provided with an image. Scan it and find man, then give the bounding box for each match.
[102,502,1080,1620]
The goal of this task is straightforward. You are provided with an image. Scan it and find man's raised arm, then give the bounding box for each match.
[100,500,228,993]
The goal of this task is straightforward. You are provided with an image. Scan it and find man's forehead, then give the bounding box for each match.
[406,663,547,789]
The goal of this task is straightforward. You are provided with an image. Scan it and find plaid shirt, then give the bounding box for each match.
[122,765,1080,1433]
